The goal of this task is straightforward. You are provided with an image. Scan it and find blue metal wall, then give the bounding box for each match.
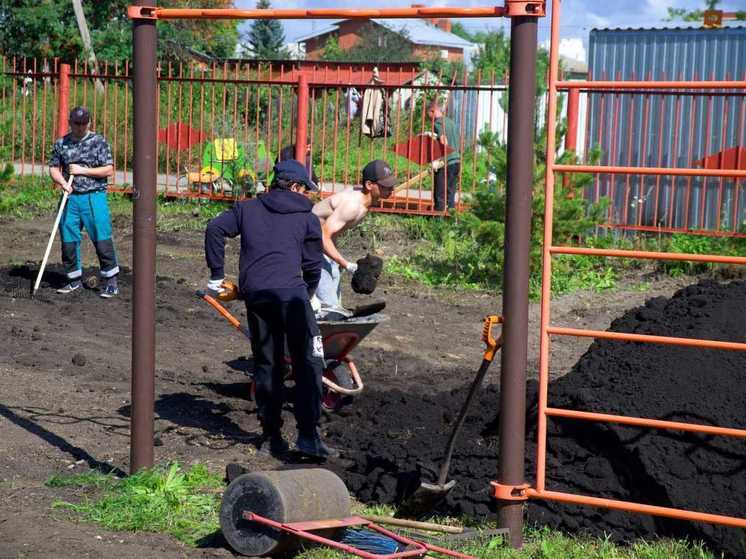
[586,27,746,233]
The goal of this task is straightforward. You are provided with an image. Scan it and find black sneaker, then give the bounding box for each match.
[100,284,119,299]
[57,280,82,294]
[258,432,290,456]
[295,432,340,460]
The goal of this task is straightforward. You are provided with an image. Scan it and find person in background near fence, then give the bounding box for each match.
[426,99,460,212]
[311,160,397,313]
[204,159,336,460]
[48,106,119,298]
[277,141,319,184]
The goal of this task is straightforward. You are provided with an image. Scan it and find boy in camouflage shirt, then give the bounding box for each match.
[48,106,119,298]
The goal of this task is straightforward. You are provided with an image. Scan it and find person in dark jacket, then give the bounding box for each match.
[204,159,334,459]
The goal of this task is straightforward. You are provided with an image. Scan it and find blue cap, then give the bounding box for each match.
[273,159,318,192]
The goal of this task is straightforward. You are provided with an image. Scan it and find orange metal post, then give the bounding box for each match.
[57,64,70,138]
[535,0,561,495]
[562,87,579,190]
[295,73,309,166]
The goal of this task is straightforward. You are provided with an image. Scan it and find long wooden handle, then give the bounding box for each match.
[361,514,464,534]
[392,167,433,196]
[33,176,73,295]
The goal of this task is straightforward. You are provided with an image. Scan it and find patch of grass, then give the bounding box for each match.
[295,524,717,559]
[46,470,117,489]
[51,463,223,546]
[0,174,60,218]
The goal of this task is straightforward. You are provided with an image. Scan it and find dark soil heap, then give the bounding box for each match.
[324,280,746,557]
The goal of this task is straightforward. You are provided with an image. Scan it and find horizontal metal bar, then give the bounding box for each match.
[555,87,746,97]
[547,325,746,352]
[595,223,746,239]
[148,7,506,20]
[557,80,746,90]
[553,164,746,178]
[545,407,746,438]
[525,489,746,529]
[550,245,746,265]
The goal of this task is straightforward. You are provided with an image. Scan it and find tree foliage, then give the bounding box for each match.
[666,0,746,22]
[0,0,240,63]
[241,0,287,60]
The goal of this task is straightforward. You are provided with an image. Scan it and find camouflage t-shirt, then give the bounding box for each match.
[48,132,113,193]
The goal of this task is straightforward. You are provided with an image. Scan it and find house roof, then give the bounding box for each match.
[295,18,476,50]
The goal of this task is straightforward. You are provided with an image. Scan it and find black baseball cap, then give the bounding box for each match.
[69,106,90,124]
[273,159,318,191]
[362,160,397,189]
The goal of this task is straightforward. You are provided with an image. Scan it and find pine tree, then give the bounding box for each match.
[242,0,287,59]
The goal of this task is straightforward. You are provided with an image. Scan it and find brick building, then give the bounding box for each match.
[296,16,476,63]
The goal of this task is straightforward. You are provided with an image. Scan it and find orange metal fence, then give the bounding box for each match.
[507,0,746,531]
[0,56,508,215]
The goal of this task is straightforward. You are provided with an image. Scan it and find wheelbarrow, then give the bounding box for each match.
[197,288,387,412]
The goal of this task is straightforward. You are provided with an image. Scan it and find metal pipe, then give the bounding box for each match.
[140,6,507,20]
[130,0,157,473]
[536,0,562,500]
[553,163,746,178]
[557,79,746,90]
[545,407,746,439]
[497,10,538,549]
[525,489,746,529]
[550,245,746,265]
[295,73,309,165]
[57,63,71,138]
[563,87,579,190]
[548,325,746,351]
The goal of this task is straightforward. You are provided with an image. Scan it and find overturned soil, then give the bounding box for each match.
[0,214,739,557]
[322,279,746,558]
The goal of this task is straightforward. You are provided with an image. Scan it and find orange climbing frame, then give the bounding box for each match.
[515,0,746,530]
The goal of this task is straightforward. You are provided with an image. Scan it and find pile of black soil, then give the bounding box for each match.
[324,279,746,557]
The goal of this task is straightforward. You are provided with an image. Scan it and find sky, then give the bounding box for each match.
[234,1,738,62]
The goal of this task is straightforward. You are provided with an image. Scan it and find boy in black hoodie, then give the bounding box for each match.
[205,160,334,459]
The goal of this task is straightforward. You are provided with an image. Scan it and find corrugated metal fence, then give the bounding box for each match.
[584,27,746,235]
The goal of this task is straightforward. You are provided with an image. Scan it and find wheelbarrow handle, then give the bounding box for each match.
[196,290,251,340]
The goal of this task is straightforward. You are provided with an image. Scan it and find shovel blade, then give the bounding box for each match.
[396,479,457,519]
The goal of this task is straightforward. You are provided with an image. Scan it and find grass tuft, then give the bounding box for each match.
[51,463,223,546]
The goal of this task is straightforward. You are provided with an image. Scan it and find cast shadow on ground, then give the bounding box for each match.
[118,393,264,450]
[8,263,69,289]
[0,402,125,477]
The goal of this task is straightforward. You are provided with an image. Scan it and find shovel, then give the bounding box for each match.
[397,315,503,519]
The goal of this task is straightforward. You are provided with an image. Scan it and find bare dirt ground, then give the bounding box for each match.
[0,213,694,558]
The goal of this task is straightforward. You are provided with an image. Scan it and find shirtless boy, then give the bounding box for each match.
[311,160,397,311]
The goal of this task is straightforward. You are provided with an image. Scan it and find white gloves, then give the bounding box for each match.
[431,159,445,171]
[310,294,322,313]
[421,131,436,138]
[207,278,225,293]
[345,262,358,274]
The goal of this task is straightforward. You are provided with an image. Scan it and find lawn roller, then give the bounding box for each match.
[219,468,475,559]
[197,283,387,412]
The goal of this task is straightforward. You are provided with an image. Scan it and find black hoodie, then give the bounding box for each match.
[205,189,323,304]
